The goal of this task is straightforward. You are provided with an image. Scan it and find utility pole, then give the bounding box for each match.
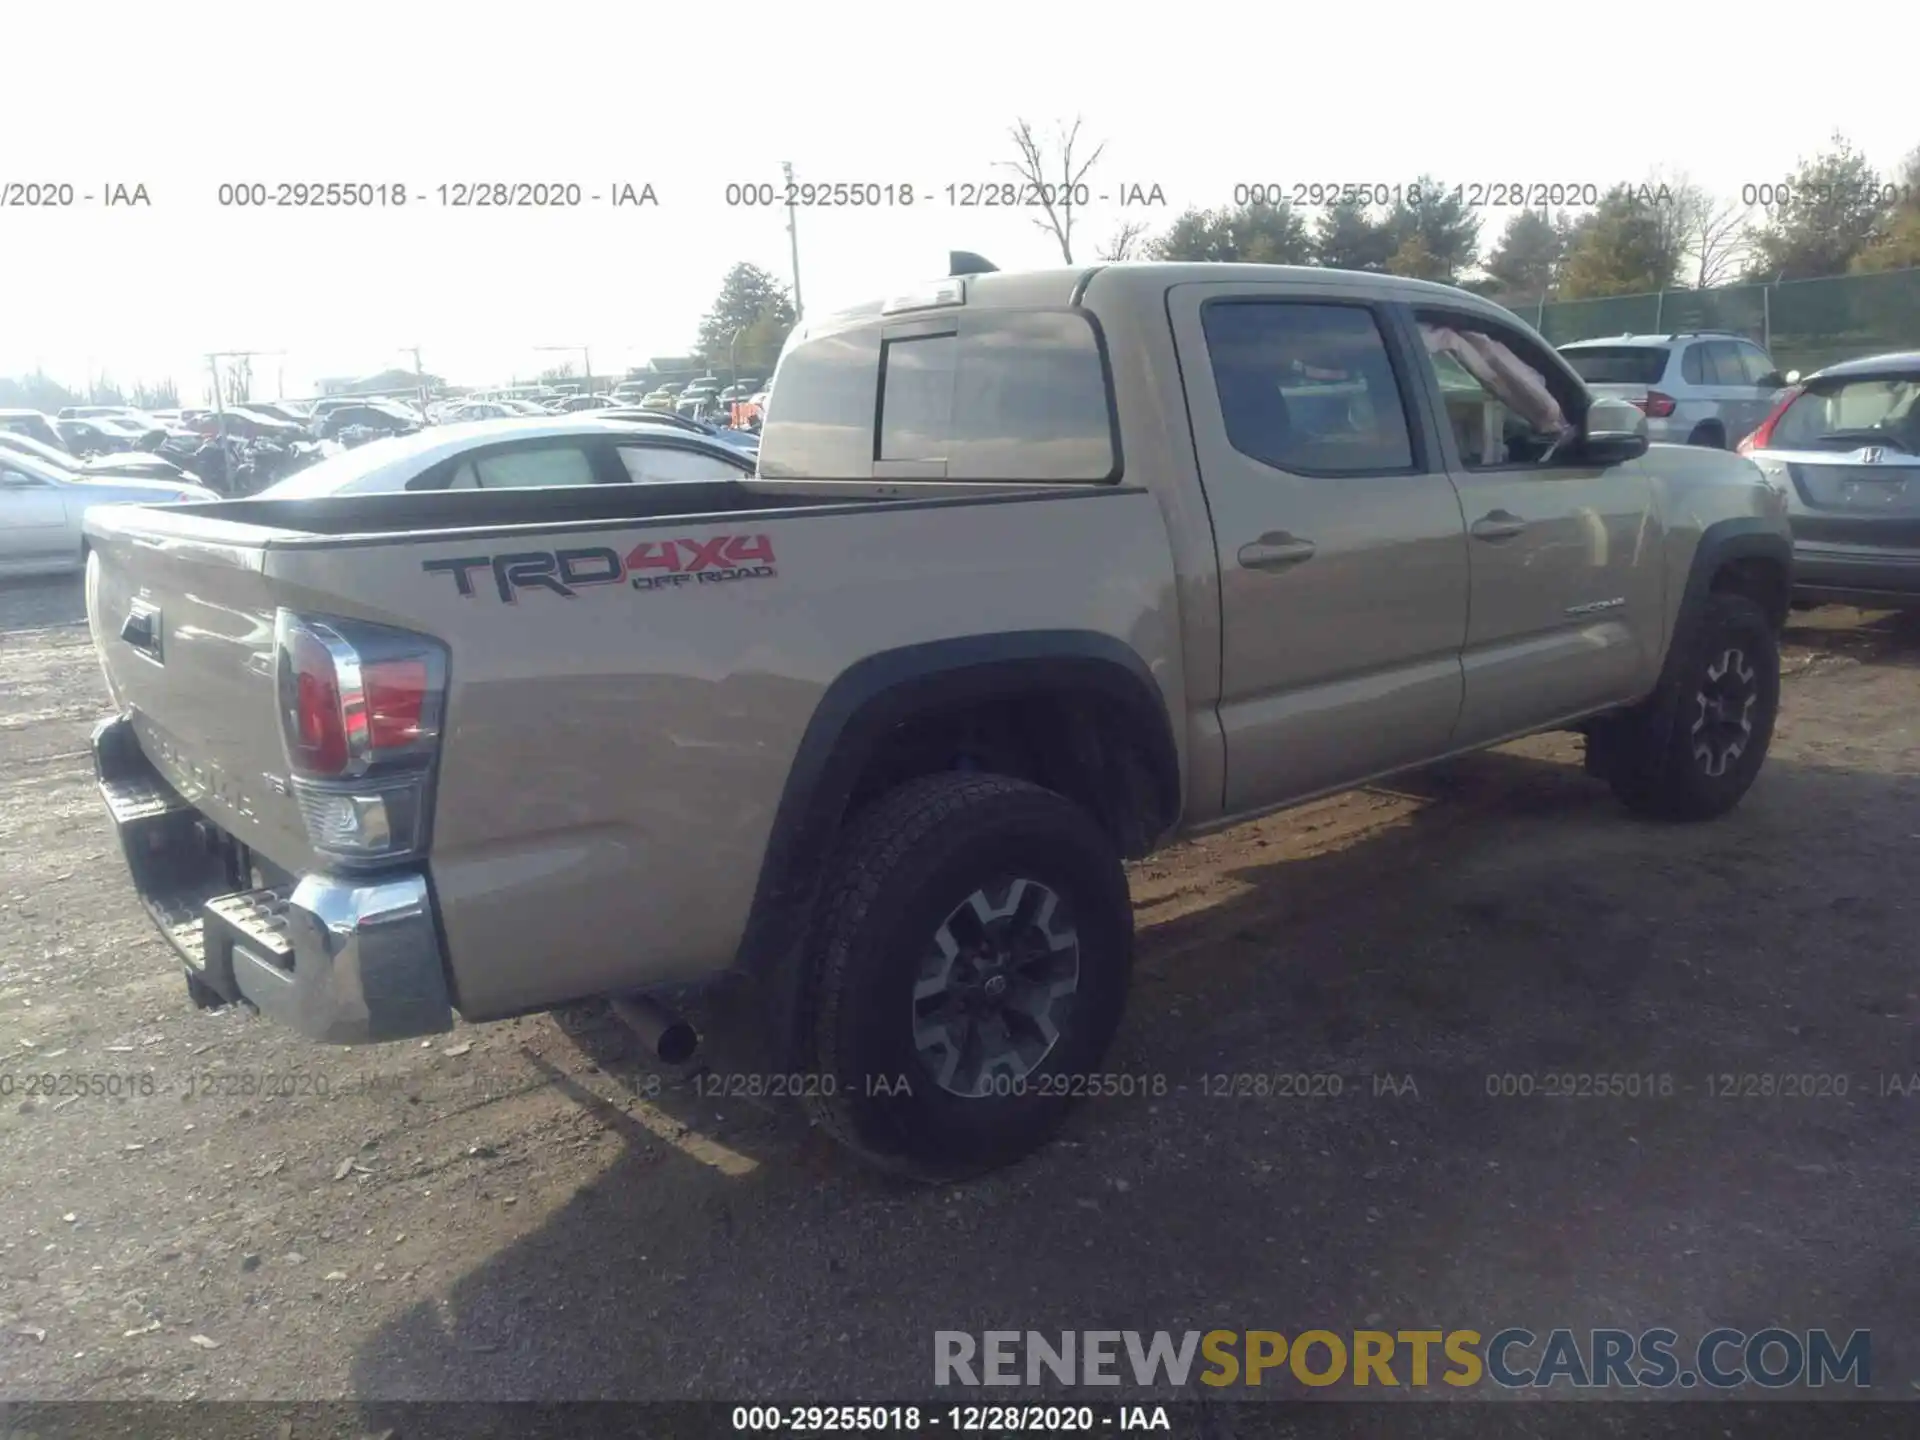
[205,349,284,443]
[206,354,224,434]
[400,346,428,412]
[782,160,803,317]
[203,349,280,493]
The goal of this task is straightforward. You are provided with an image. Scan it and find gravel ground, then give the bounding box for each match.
[2,573,1917,1408]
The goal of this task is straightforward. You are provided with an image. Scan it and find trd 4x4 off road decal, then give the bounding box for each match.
[423,534,777,603]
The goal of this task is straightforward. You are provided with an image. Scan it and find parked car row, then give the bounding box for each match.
[1554,331,1919,608]
[437,379,768,433]
[1557,331,1795,450]
[2,402,349,498]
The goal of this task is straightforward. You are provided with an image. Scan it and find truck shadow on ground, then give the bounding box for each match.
[348,738,1920,1401]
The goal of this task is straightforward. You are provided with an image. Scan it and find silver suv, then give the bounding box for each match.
[1559,332,1793,450]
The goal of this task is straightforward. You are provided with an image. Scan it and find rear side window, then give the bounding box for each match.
[1704,342,1749,386]
[614,444,748,483]
[1201,301,1415,475]
[760,309,1116,482]
[1563,346,1671,386]
[1735,344,1778,385]
[415,444,599,490]
[473,445,597,488]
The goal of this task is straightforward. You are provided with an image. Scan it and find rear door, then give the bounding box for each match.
[1688,341,1778,446]
[1168,281,1470,813]
[1406,305,1666,743]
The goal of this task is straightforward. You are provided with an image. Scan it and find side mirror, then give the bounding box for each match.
[1784,370,1801,385]
[1581,396,1650,463]
[1755,371,1787,390]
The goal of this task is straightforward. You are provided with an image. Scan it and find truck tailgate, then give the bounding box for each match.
[85,524,316,873]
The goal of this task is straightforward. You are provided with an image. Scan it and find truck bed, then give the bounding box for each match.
[130,477,982,542]
[82,478,1183,1025]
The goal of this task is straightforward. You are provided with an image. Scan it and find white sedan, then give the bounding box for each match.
[252,415,755,497]
[1,450,219,578]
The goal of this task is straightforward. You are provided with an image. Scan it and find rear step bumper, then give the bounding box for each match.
[92,713,453,1044]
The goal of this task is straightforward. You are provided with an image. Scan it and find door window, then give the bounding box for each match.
[1413,314,1578,469]
[1200,301,1416,475]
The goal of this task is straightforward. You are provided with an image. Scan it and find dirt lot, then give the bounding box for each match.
[2,573,1917,1405]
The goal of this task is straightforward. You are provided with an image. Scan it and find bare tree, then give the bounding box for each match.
[1097,219,1152,261]
[224,356,252,404]
[1001,117,1107,264]
[1687,195,1751,288]
[1647,170,1751,289]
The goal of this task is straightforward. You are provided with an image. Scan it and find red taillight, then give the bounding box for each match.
[289,626,348,775]
[275,611,447,866]
[1737,385,1803,457]
[365,659,429,750]
[1635,390,1676,419]
[276,613,444,780]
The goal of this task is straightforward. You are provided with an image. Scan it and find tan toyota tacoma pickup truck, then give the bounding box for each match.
[84,260,1793,1177]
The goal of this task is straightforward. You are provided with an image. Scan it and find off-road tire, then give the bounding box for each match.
[1606,592,1779,821]
[800,772,1133,1180]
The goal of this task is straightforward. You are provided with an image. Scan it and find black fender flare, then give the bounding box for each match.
[1644,516,1792,752]
[733,631,1181,1062]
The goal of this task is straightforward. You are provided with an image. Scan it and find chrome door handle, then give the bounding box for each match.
[1470,510,1527,541]
[1237,531,1317,571]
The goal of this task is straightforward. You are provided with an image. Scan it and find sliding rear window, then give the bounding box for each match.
[761,309,1118,482]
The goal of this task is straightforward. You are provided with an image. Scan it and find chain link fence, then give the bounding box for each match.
[1527,266,1920,376]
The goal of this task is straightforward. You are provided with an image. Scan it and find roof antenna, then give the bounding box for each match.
[950,250,998,276]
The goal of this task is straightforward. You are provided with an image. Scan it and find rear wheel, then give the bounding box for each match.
[1606,592,1779,821]
[800,773,1133,1179]
[1686,421,1726,448]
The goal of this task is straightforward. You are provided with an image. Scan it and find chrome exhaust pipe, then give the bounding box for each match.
[609,994,699,1066]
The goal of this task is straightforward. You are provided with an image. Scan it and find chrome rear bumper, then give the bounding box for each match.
[92,713,454,1044]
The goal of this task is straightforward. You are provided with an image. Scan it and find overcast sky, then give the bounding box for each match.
[4,0,1911,399]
